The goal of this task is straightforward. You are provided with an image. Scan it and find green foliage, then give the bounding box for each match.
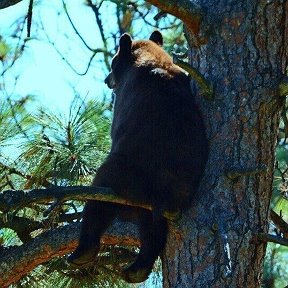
[0,228,21,246]
[0,96,34,146]
[0,37,10,61]
[263,244,288,288]
[0,96,35,191]
[264,100,288,288]
[16,96,111,187]
[0,95,111,191]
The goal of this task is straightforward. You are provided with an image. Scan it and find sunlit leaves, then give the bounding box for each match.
[0,37,10,61]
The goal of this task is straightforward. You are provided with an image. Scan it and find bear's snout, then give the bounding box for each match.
[105,72,116,89]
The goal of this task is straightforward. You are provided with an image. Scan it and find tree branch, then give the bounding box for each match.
[257,233,288,247]
[0,221,139,287]
[0,183,177,285]
[85,0,110,69]
[0,185,181,220]
[27,0,33,37]
[39,20,107,76]
[146,0,203,34]
[0,186,151,212]
[62,0,94,52]
[270,210,288,236]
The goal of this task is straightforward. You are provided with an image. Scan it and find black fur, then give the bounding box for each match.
[68,32,209,283]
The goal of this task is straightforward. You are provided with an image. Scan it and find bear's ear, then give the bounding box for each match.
[119,33,132,56]
[149,31,163,46]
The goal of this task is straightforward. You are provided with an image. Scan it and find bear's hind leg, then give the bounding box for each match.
[67,201,118,267]
[122,209,168,283]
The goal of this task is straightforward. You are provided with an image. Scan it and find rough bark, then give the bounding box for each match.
[161,1,288,287]
[0,221,139,287]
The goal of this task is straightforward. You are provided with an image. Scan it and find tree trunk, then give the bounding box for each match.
[162,1,288,287]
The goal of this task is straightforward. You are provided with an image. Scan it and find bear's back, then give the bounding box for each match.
[108,32,208,210]
[111,46,207,173]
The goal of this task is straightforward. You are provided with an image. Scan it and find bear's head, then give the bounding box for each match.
[104,31,183,90]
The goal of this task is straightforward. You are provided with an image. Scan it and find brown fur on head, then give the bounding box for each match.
[132,40,182,77]
[104,31,184,89]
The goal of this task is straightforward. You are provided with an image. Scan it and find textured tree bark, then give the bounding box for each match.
[161,1,288,287]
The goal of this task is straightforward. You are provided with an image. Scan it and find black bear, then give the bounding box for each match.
[68,31,209,283]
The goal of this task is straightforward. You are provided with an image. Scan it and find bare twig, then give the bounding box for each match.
[154,10,167,21]
[39,19,107,76]
[80,50,99,76]
[6,97,30,140]
[62,0,94,52]
[257,232,288,247]
[86,0,110,69]
[128,1,159,28]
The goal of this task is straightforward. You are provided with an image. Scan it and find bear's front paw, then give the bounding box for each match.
[67,246,99,267]
[121,264,151,283]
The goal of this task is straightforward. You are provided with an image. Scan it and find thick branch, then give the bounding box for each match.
[147,0,203,34]
[0,186,151,212]
[0,185,181,220]
[0,221,139,287]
